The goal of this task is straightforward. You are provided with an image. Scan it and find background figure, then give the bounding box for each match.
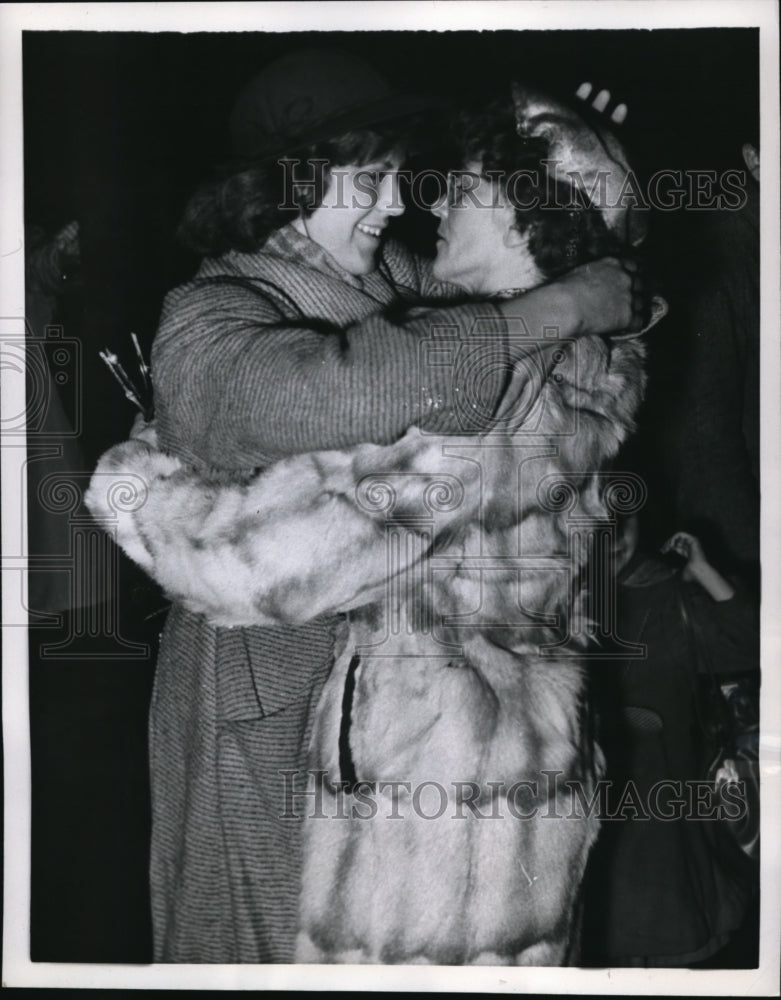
[640,137,760,582]
[670,143,759,579]
[581,522,759,967]
[25,220,160,962]
[25,221,87,614]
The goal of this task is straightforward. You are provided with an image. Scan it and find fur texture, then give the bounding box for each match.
[512,83,647,247]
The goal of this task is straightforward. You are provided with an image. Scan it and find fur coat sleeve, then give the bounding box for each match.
[86,422,460,626]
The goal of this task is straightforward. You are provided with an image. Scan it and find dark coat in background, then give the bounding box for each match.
[582,553,758,966]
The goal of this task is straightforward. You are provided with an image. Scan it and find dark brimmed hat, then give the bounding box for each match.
[230,48,443,162]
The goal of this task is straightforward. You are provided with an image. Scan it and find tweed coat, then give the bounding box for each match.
[135,224,512,963]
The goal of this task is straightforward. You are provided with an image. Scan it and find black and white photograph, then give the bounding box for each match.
[2,1,779,992]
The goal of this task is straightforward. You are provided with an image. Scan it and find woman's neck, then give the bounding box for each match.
[480,250,545,299]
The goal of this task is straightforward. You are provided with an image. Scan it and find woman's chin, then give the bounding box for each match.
[340,249,379,277]
[432,262,468,292]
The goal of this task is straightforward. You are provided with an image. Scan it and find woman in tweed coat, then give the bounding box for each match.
[139,51,637,963]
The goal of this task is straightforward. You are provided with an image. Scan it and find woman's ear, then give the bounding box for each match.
[742,143,759,183]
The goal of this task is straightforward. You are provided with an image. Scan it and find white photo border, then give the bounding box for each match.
[2,1,779,993]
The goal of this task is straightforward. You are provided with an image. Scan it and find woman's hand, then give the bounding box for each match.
[662,531,709,580]
[130,412,159,447]
[495,256,645,341]
[575,82,628,125]
[662,531,736,601]
[557,256,644,336]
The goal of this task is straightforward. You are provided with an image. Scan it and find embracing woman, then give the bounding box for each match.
[88,49,641,964]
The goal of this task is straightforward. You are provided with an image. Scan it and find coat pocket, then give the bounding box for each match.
[216,617,338,722]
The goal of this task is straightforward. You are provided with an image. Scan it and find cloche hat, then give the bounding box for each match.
[230,48,442,161]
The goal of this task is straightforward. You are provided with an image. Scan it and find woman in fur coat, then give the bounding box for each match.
[88,52,643,964]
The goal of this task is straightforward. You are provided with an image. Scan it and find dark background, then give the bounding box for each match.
[22,28,759,963]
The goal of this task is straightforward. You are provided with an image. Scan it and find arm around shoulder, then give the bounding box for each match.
[151,276,511,470]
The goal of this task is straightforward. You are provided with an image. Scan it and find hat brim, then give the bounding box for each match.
[238,92,448,164]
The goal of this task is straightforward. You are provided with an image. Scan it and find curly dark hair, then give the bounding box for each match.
[178,120,418,257]
[451,97,621,280]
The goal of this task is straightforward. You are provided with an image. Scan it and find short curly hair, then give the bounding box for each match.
[450,97,621,280]
[178,122,410,256]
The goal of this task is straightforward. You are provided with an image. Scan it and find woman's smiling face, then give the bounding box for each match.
[294,152,405,276]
